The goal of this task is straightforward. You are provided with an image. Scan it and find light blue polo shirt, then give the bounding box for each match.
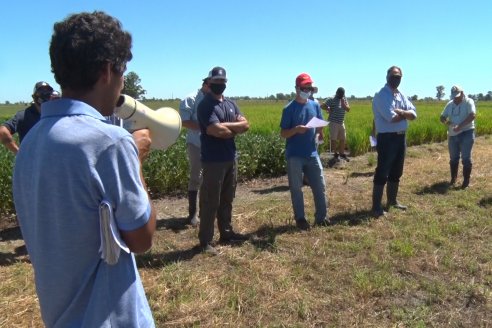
[13,99,154,327]
[179,89,206,147]
[373,85,417,133]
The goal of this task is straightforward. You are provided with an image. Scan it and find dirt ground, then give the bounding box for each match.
[0,151,353,259]
[2,136,489,260]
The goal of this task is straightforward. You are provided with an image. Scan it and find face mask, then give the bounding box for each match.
[387,76,401,89]
[210,83,226,95]
[299,90,311,100]
[35,92,52,105]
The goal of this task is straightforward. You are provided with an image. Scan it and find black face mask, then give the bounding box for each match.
[210,83,226,95]
[35,91,52,105]
[387,76,401,89]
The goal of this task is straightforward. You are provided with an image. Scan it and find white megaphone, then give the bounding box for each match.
[114,94,181,150]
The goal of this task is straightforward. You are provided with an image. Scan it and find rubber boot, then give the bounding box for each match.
[372,184,386,217]
[387,181,407,210]
[461,164,472,189]
[187,190,199,227]
[449,162,459,185]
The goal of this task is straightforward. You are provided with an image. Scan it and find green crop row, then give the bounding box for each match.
[1,100,491,215]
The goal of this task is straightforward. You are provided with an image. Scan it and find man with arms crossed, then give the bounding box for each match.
[13,11,156,327]
[197,66,249,255]
[0,81,56,154]
[372,66,417,217]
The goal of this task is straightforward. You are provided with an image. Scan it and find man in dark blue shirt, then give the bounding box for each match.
[0,82,56,154]
[197,66,249,255]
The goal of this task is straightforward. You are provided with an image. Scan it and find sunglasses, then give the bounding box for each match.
[299,86,314,92]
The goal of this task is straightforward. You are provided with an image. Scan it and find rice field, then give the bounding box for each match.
[1,99,491,215]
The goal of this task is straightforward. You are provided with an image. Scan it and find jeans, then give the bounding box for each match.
[448,129,474,167]
[374,133,406,185]
[286,155,327,222]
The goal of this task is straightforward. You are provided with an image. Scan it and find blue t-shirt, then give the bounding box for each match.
[13,99,154,327]
[280,99,322,158]
[197,93,240,162]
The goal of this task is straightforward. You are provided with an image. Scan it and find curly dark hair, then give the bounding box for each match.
[49,11,133,91]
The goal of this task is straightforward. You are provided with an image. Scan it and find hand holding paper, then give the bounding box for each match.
[305,117,329,128]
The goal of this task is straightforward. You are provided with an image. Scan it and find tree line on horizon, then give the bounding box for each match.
[3,72,491,105]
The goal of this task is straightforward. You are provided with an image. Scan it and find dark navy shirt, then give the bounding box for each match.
[197,93,241,162]
[2,104,40,143]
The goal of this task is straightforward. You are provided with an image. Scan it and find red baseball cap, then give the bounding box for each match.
[295,73,313,87]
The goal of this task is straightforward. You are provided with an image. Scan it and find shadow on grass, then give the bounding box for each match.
[416,181,453,195]
[136,245,203,268]
[349,171,374,178]
[249,224,298,252]
[156,216,190,233]
[251,185,289,195]
[0,245,29,266]
[0,225,23,242]
[478,196,492,208]
[249,209,375,252]
[329,209,375,226]
[138,208,376,267]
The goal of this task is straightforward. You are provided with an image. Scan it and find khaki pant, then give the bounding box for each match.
[329,122,346,141]
[186,143,202,191]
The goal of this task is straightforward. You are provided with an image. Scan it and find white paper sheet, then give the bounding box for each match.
[99,200,130,265]
[369,135,377,147]
[305,117,329,128]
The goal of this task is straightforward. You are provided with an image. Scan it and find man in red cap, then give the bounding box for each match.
[280,73,330,230]
[0,81,57,154]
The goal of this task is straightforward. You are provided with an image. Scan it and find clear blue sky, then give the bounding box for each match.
[1,0,491,103]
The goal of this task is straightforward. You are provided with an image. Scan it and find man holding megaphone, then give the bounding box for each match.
[197,66,250,255]
[12,12,156,327]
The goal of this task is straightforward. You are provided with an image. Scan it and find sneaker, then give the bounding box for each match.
[372,208,387,218]
[314,219,332,227]
[189,216,200,228]
[340,154,350,162]
[219,232,249,244]
[296,218,311,231]
[388,202,407,211]
[201,243,218,256]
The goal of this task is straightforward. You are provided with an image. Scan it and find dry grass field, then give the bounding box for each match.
[1,136,491,327]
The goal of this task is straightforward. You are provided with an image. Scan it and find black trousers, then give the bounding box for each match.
[198,160,237,245]
[374,132,406,186]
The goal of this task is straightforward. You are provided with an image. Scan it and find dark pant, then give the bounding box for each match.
[374,133,406,186]
[199,160,237,245]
